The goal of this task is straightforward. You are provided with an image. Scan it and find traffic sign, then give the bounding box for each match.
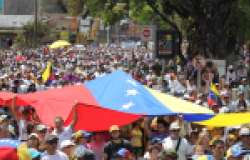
[141,25,153,43]
[192,55,207,70]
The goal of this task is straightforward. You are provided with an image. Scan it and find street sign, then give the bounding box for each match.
[192,55,207,70]
[141,25,153,43]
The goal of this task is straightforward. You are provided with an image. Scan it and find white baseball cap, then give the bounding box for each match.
[60,140,75,149]
[28,133,39,139]
[240,128,250,136]
[169,122,180,130]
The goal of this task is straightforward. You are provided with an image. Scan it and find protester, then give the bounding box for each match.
[198,140,226,160]
[60,140,75,160]
[162,122,191,160]
[41,134,69,160]
[102,125,135,160]
[89,132,106,160]
[52,101,78,149]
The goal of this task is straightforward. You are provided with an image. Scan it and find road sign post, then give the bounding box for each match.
[192,55,207,93]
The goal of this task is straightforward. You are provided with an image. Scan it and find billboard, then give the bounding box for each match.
[46,17,78,33]
[60,30,69,41]
[87,30,95,40]
[156,30,177,59]
[126,23,141,37]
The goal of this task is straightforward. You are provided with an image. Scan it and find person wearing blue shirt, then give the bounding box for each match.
[144,118,170,142]
[161,80,170,93]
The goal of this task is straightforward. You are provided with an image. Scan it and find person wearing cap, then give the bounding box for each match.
[89,132,106,160]
[238,78,249,101]
[60,140,75,160]
[52,101,78,150]
[102,125,134,160]
[28,133,40,150]
[162,122,191,160]
[144,138,163,159]
[41,134,68,160]
[161,148,178,160]
[74,130,91,150]
[74,148,95,160]
[37,125,49,145]
[227,128,250,158]
[198,140,226,160]
[223,93,237,113]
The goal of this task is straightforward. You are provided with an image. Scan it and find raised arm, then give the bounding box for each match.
[70,100,78,129]
[11,95,20,123]
[144,117,152,139]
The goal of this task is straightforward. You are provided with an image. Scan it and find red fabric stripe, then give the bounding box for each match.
[0,147,19,160]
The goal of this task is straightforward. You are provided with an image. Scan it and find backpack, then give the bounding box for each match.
[106,140,131,160]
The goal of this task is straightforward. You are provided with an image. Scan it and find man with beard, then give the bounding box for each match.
[162,122,191,160]
[102,125,135,160]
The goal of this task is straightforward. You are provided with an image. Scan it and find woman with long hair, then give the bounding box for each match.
[196,132,212,155]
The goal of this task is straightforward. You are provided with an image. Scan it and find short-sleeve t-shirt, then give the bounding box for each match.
[150,132,170,141]
[103,140,135,160]
[41,150,69,160]
[163,137,191,160]
[52,126,72,150]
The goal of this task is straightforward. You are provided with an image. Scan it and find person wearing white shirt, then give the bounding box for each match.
[227,65,236,82]
[162,122,191,160]
[52,101,78,150]
[36,77,46,91]
[41,135,69,160]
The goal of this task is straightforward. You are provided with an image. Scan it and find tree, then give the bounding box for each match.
[22,20,56,47]
[85,0,250,60]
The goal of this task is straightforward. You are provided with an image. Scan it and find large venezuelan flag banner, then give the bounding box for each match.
[207,84,223,108]
[42,61,54,84]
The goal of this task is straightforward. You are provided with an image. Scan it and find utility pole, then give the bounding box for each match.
[34,0,38,48]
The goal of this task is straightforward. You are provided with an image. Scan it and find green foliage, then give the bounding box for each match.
[65,0,86,17]
[22,20,56,46]
[85,0,250,58]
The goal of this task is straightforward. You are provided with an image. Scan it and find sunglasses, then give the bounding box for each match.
[171,130,180,132]
[48,141,58,145]
[39,130,47,133]
[242,135,250,137]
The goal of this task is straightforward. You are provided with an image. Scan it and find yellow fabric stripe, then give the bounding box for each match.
[194,113,250,126]
[17,144,32,160]
[145,87,213,114]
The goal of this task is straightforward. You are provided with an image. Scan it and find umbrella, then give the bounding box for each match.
[49,40,71,49]
[75,44,85,48]
[15,56,24,62]
[64,75,80,82]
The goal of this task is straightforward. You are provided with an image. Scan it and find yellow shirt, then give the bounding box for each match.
[132,129,142,147]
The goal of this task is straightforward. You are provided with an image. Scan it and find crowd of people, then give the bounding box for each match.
[0,43,250,160]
